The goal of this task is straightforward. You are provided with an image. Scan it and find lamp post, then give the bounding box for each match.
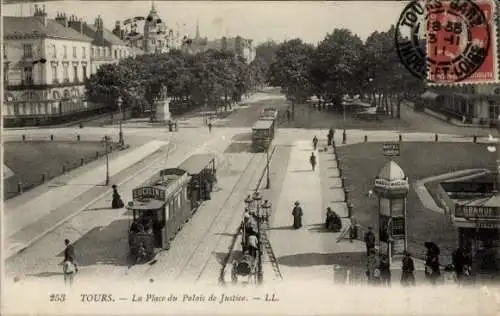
[252,191,263,284]
[103,135,111,186]
[265,147,271,189]
[116,96,124,147]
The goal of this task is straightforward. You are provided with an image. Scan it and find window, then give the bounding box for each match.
[51,65,57,83]
[23,67,33,84]
[52,91,60,100]
[82,47,86,58]
[73,65,78,82]
[108,48,111,57]
[82,65,87,79]
[101,48,105,57]
[73,46,77,58]
[91,48,95,57]
[97,48,100,57]
[23,44,33,58]
[51,44,57,58]
[114,50,117,59]
[3,44,7,59]
[63,45,67,58]
[63,64,69,81]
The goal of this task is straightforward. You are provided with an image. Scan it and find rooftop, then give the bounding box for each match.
[3,16,93,42]
[85,24,127,46]
[377,160,406,181]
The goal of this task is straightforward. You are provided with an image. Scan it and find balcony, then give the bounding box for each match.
[6,80,84,90]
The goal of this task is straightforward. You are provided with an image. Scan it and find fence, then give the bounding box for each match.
[4,143,121,200]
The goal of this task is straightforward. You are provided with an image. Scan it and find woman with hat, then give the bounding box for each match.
[111,184,124,209]
[292,201,303,229]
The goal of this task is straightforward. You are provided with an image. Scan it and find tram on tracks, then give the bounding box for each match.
[126,153,217,263]
[252,107,278,153]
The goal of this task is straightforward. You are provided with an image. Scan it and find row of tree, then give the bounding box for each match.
[268,26,425,118]
[85,48,268,114]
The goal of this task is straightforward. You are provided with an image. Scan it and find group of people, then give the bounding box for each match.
[362,227,475,286]
[242,208,260,258]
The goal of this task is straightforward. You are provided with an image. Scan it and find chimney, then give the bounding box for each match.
[94,15,104,45]
[33,4,48,26]
[55,12,68,27]
[112,20,122,38]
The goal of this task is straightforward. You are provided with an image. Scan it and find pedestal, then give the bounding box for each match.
[155,97,171,122]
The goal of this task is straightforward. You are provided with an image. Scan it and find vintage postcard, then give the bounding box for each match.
[2,0,500,315]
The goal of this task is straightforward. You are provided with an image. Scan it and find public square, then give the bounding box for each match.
[3,2,500,315]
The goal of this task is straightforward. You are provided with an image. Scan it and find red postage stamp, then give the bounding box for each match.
[426,0,498,84]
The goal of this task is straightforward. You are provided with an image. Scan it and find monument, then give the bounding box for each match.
[373,160,409,263]
[155,85,171,122]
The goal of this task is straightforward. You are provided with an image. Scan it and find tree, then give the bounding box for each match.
[269,39,315,119]
[310,29,364,108]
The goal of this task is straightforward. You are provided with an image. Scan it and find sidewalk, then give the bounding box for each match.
[4,129,236,280]
[4,140,168,258]
[268,140,366,284]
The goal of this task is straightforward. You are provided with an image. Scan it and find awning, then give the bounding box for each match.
[126,199,165,211]
[420,91,440,101]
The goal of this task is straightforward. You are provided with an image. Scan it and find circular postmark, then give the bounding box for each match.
[395,0,491,83]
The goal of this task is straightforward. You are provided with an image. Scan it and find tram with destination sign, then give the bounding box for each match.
[126,154,217,263]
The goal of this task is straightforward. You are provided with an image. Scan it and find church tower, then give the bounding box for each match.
[143,1,166,53]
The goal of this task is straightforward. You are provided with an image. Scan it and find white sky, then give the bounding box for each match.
[3,1,408,44]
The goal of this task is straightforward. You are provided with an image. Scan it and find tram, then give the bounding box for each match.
[126,153,217,263]
[252,120,274,152]
[259,107,278,136]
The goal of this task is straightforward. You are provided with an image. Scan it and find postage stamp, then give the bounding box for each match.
[395,0,499,85]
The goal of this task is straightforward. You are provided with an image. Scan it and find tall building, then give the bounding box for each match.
[3,5,93,126]
[113,2,180,54]
[206,36,255,63]
[180,20,255,63]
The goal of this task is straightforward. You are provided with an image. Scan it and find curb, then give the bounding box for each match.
[6,144,174,259]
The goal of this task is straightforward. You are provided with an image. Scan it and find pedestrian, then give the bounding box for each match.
[379,254,391,287]
[111,184,124,209]
[401,251,416,287]
[312,136,318,150]
[63,239,78,273]
[286,109,291,122]
[349,217,358,242]
[208,121,213,133]
[292,201,303,229]
[247,234,259,258]
[328,128,335,146]
[425,242,441,285]
[366,248,380,285]
[364,226,376,256]
[309,152,317,171]
[62,259,76,287]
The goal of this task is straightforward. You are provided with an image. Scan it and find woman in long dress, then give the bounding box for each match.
[292,201,303,229]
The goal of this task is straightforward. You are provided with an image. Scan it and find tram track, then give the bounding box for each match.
[194,147,278,283]
[135,149,267,282]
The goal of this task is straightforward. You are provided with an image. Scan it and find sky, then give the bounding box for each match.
[3,1,408,44]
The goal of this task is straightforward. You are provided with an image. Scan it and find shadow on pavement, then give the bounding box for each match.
[291,169,312,173]
[214,232,235,237]
[26,272,63,277]
[213,251,233,266]
[307,223,338,234]
[267,225,295,231]
[232,133,252,142]
[224,142,252,154]
[277,251,366,267]
[56,219,130,267]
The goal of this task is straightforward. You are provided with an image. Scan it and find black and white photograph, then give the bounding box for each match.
[1,0,500,315]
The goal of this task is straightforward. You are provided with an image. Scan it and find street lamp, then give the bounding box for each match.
[103,135,111,186]
[116,96,124,147]
[252,191,263,284]
[265,147,271,189]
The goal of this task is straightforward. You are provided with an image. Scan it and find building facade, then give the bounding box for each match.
[60,13,134,74]
[3,5,94,126]
[206,36,255,63]
[180,24,255,63]
[113,3,180,54]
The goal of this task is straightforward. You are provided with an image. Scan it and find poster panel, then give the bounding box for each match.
[379,197,391,216]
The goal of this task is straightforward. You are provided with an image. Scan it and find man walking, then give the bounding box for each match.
[364,226,376,256]
[208,121,213,133]
[309,152,317,171]
[312,136,318,150]
[63,239,77,271]
[401,251,416,287]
